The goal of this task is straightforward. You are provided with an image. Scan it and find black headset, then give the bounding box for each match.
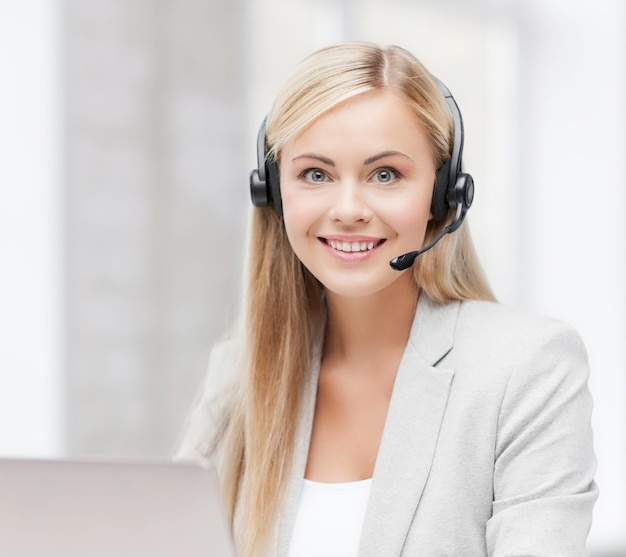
[249,77,473,236]
[249,117,283,216]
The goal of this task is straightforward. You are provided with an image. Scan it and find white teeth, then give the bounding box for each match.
[327,240,378,252]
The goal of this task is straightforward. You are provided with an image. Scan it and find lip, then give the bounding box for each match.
[318,235,386,263]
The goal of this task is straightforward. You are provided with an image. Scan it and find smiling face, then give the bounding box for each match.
[279,90,437,301]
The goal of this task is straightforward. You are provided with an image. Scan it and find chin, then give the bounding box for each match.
[321,272,414,301]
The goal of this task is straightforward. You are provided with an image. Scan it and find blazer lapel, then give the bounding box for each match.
[359,295,460,556]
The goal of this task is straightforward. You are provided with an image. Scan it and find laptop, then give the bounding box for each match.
[0,457,237,557]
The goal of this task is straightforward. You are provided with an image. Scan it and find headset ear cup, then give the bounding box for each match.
[250,118,271,208]
[249,168,269,207]
[431,158,451,221]
[456,173,474,209]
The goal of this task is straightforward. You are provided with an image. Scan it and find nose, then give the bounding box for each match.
[327,181,373,223]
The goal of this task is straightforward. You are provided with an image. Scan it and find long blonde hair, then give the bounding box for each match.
[221,42,494,556]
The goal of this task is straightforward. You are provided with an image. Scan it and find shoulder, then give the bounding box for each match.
[173,335,241,466]
[455,299,588,364]
[448,300,593,453]
[190,335,241,409]
[458,298,574,334]
[436,299,591,415]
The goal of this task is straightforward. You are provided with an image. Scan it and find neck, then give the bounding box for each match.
[323,279,419,367]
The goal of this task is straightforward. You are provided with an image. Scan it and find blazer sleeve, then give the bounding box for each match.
[173,338,239,468]
[486,320,598,556]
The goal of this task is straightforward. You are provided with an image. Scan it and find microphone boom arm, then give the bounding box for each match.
[389,204,465,271]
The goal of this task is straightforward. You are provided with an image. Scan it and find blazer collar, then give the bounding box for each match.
[275,294,460,556]
[412,293,460,364]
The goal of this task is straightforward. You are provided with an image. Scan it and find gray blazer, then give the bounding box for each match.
[176,295,598,556]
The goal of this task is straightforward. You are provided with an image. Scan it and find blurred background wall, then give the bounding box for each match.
[0,0,624,554]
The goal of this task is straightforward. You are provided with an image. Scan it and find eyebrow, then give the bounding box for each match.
[364,151,414,165]
[291,150,413,166]
[291,153,335,166]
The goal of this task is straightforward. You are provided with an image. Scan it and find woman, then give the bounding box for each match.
[176,42,597,556]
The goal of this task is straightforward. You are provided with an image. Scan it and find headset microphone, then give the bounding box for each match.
[389,232,448,271]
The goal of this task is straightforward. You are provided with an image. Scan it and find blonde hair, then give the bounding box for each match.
[220,42,495,556]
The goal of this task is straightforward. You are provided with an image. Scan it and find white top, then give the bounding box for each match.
[287,478,372,557]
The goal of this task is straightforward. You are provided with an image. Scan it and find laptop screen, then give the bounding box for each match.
[0,458,237,557]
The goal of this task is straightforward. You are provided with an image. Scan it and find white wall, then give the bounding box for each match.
[0,1,63,457]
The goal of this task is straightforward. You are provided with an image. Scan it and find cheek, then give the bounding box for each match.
[281,192,317,250]
[282,214,301,252]
[384,195,432,235]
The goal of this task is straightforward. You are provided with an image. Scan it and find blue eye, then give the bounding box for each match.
[372,168,399,183]
[302,169,329,183]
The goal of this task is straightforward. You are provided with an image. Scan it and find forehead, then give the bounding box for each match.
[281,91,433,162]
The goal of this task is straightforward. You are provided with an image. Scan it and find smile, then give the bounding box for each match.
[322,238,385,253]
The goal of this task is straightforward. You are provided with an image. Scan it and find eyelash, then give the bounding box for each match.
[298,167,403,184]
[371,167,401,184]
[299,168,329,183]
